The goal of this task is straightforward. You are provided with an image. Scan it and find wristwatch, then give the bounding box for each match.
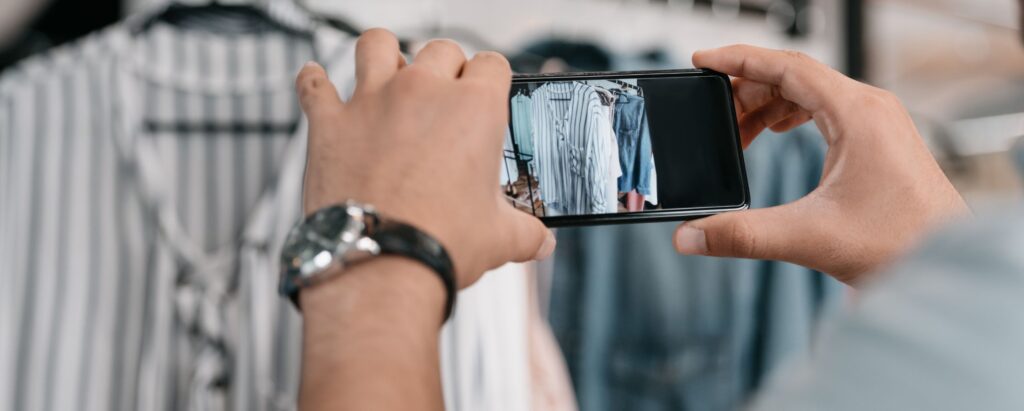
[279,201,456,322]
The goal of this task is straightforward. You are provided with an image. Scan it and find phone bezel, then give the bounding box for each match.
[510,68,750,227]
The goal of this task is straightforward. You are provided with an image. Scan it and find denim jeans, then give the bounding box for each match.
[613,92,654,195]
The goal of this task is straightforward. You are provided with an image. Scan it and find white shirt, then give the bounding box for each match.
[0,10,533,411]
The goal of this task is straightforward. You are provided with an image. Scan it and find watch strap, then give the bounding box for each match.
[371,221,457,322]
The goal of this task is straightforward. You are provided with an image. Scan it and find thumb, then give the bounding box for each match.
[296,61,345,120]
[500,206,557,263]
[674,205,807,261]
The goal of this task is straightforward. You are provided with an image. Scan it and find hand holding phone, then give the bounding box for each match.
[674,46,968,285]
[502,69,749,226]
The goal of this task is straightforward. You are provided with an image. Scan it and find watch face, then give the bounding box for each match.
[280,205,366,280]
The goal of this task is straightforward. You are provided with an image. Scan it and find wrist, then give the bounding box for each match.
[300,257,447,338]
[297,257,447,410]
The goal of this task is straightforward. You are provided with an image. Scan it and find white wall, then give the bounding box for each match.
[305,0,843,68]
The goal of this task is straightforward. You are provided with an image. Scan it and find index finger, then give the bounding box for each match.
[693,45,844,112]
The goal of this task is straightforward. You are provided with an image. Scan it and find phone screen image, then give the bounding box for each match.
[502,70,749,226]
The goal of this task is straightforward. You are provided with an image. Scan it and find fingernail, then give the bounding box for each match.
[675,225,707,255]
[534,230,557,261]
[303,60,322,69]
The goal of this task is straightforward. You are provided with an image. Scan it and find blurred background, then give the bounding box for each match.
[6,0,1022,207]
[2,1,1022,411]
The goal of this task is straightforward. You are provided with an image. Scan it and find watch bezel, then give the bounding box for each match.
[280,201,383,296]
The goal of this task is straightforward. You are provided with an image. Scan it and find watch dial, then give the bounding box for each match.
[280,205,364,279]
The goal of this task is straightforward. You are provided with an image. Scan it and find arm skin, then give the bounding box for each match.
[292,29,553,410]
[298,258,446,411]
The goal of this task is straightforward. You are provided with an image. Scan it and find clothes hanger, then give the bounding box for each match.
[132,0,309,38]
[128,0,363,135]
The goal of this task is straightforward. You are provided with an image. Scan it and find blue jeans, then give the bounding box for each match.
[614,92,654,195]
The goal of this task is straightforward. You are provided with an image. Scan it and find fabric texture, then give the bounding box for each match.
[511,93,535,157]
[530,82,614,215]
[548,125,846,411]
[750,208,1024,411]
[612,91,654,196]
[594,101,622,213]
[0,12,535,411]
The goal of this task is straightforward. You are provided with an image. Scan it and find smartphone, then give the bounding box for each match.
[502,69,750,227]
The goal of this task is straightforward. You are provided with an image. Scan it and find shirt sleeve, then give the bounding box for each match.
[748,210,1024,411]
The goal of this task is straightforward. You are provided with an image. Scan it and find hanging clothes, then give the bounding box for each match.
[613,91,654,197]
[530,82,614,215]
[548,125,847,411]
[510,92,535,157]
[594,87,623,213]
[0,11,536,411]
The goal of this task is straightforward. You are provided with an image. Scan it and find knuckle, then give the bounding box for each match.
[726,217,759,258]
[781,49,810,62]
[855,86,895,109]
[724,44,750,54]
[357,28,397,50]
[474,51,511,69]
[424,38,464,56]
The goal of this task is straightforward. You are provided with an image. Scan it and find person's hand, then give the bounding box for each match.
[296,29,555,288]
[674,45,969,285]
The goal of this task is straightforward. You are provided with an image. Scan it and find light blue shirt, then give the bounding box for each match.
[510,93,535,157]
[751,208,1024,411]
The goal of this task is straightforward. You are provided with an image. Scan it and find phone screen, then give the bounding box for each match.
[502,70,748,226]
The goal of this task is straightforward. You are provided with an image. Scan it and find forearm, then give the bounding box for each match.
[299,258,447,411]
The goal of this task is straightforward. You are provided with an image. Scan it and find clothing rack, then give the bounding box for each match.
[503,150,542,217]
[609,79,640,92]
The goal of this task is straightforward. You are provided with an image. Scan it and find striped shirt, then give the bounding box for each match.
[0,12,532,411]
[530,82,615,215]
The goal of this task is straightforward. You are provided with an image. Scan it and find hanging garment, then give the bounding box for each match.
[647,158,659,206]
[530,82,614,215]
[613,91,654,196]
[0,15,535,411]
[593,89,622,214]
[548,125,847,411]
[511,92,535,157]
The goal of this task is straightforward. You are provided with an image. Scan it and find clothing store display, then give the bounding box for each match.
[613,91,654,196]
[548,125,847,411]
[511,93,535,157]
[0,7,535,411]
[530,82,615,215]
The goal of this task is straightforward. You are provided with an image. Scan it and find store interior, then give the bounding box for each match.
[2,0,1022,410]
